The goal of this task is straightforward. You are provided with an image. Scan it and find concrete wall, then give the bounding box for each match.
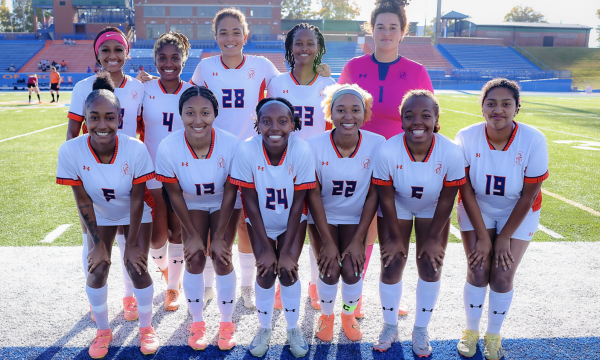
[468,27,590,47]
[438,37,504,46]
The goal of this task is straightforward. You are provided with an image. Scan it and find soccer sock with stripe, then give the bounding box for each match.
[86,284,109,330]
[341,278,363,315]
[255,282,275,329]
[183,270,204,323]
[149,242,168,273]
[82,233,89,279]
[216,270,236,322]
[487,289,513,334]
[414,278,441,328]
[309,246,319,285]
[380,280,402,325]
[116,233,134,297]
[203,256,214,288]
[316,278,337,316]
[133,283,154,328]
[280,281,301,329]
[167,242,184,291]
[239,252,256,287]
[464,281,487,331]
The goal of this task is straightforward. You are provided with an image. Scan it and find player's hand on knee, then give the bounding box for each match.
[418,240,445,272]
[256,250,277,277]
[87,243,111,274]
[493,236,514,271]
[380,236,408,268]
[317,241,340,278]
[468,236,492,271]
[183,233,206,263]
[277,254,299,283]
[124,244,148,275]
[210,236,232,266]
[340,242,366,277]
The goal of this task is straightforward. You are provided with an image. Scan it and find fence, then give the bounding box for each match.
[426,68,572,81]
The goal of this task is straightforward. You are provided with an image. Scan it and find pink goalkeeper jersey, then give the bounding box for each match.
[338,54,433,140]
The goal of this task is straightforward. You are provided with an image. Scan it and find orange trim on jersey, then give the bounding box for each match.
[133,171,155,184]
[56,177,82,186]
[289,72,318,86]
[143,186,156,219]
[189,79,195,85]
[229,176,255,188]
[465,166,470,173]
[119,76,127,88]
[206,128,215,159]
[259,78,267,101]
[485,122,519,151]
[325,121,333,131]
[184,131,199,159]
[158,80,184,95]
[329,130,362,158]
[403,134,435,162]
[174,81,184,94]
[444,176,466,187]
[531,189,543,212]
[221,55,246,69]
[372,177,393,186]
[68,112,84,122]
[524,170,549,184]
[87,136,118,164]
[156,174,178,183]
[294,181,316,190]
[262,141,287,166]
[302,197,309,216]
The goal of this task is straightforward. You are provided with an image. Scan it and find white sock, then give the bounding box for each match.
[380,280,402,325]
[216,270,236,322]
[309,246,319,285]
[341,279,363,315]
[183,270,204,323]
[255,282,275,329]
[116,234,134,298]
[167,243,184,290]
[203,256,215,288]
[133,283,154,328]
[464,282,487,331]
[82,233,89,279]
[414,278,441,328]
[487,289,513,334]
[149,242,168,271]
[239,252,256,287]
[280,281,301,329]
[316,278,338,316]
[86,284,109,330]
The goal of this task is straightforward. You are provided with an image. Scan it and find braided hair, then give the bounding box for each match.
[480,78,521,113]
[362,0,410,35]
[254,97,302,133]
[178,85,219,117]
[85,71,120,112]
[284,23,326,72]
[93,26,130,66]
[153,30,191,66]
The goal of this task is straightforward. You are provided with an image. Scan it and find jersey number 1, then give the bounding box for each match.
[163,112,174,132]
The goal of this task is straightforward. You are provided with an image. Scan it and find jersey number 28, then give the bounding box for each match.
[222,89,244,108]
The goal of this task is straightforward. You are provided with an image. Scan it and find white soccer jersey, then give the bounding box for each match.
[454,121,549,218]
[373,133,466,214]
[68,74,144,138]
[307,130,385,224]
[267,72,336,139]
[190,55,280,141]
[229,134,316,239]
[141,79,193,163]
[155,128,239,210]
[56,133,155,226]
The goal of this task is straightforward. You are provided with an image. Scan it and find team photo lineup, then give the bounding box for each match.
[13,0,600,359]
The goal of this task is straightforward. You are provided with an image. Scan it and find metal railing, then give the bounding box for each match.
[510,41,552,71]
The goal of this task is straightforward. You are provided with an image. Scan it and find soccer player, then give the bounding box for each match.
[454,79,549,360]
[156,86,242,351]
[27,74,41,104]
[306,84,384,342]
[56,73,159,358]
[50,66,60,103]
[372,90,465,355]
[266,22,336,310]
[139,31,193,312]
[221,98,315,358]
[66,26,144,321]
[338,0,434,318]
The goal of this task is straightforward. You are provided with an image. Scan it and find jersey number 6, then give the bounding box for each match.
[266,188,288,210]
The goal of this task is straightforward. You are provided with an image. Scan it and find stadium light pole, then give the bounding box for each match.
[434,0,441,45]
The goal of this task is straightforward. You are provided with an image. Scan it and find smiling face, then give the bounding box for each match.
[331,94,365,136]
[85,96,120,145]
[181,96,216,141]
[292,29,318,69]
[257,103,294,147]
[156,43,183,80]
[482,87,518,132]
[401,96,438,144]
[373,13,404,53]
[216,16,247,57]
[97,39,126,73]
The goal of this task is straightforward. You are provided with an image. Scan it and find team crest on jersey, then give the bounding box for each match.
[288,163,293,175]
[362,157,370,170]
[122,161,130,177]
[132,91,138,100]
[248,69,255,80]
[318,87,325,98]
[515,151,523,166]
[398,71,407,80]
[435,161,442,176]
[217,155,225,169]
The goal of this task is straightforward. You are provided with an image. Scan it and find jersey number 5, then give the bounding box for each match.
[162,112,175,132]
[102,188,116,202]
[485,175,506,196]
[294,106,315,127]
[266,188,288,210]
[222,89,244,108]
[332,180,357,197]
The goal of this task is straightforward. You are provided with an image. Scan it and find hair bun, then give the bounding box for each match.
[375,0,409,6]
[92,71,115,92]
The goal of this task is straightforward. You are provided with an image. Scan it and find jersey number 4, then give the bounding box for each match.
[195,183,215,195]
[485,175,506,196]
[163,112,175,132]
[332,180,357,197]
[294,106,315,127]
[222,89,244,108]
[266,188,288,210]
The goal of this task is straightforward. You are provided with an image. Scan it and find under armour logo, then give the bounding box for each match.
[493,311,506,315]
[529,232,534,236]
[257,309,267,314]
[173,260,183,264]
[358,74,367,78]
[382,307,394,311]
[397,165,403,169]
[213,72,218,76]
[321,161,329,166]
[152,256,163,259]
[222,300,233,304]
[188,299,200,303]
[422,308,433,312]
[476,153,481,158]
[149,95,155,99]
[83,165,90,171]
[285,308,296,312]
[283,90,289,93]
[258,166,264,171]
[349,298,360,304]
[182,162,188,167]
[470,304,482,309]
[321,300,333,303]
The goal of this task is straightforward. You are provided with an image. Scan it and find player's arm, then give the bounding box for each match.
[211,180,239,265]
[375,182,408,267]
[71,185,110,273]
[306,183,340,278]
[277,188,308,283]
[67,119,83,140]
[123,182,148,275]
[343,182,378,276]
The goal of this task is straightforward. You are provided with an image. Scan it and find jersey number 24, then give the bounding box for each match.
[266,188,288,210]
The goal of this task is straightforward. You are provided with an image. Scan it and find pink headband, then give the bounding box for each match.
[94,32,129,57]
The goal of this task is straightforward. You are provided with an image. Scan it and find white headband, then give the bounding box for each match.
[331,87,366,113]
[258,100,294,118]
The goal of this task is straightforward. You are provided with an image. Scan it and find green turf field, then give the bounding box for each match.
[0,91,598,246]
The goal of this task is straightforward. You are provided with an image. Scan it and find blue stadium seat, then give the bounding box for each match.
[321,42,363,74]
[126,48,203,74]
[0,40,46,72]
[437,44,540,71]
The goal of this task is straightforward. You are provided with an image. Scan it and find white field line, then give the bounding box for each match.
[40,110,46,112]
[542,189,600,217]
[449,224,462,239]
[528,108,599,119]
[40,224,72,243]
[537,224,564,239]
[14,110,22,113]
[0,123,67,143]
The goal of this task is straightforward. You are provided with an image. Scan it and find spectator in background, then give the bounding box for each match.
[94,64,100,73]
[49,66,60,103]
[9,64,15,72]
[72,39,76,45]
[87,66,91,73]
[61,60,67,72]
[64,38,68,45]
[38,61,43,70]
[52,60,57,68]
[130,65,135,73]
[139,65,144,72]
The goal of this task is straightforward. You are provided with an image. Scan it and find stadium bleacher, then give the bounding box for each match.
[322,42,363,74]
[362,39,452,69]
[0,40,45,72]
[437,44,541,71]
[20,40,97,73]
[128,48,203,73]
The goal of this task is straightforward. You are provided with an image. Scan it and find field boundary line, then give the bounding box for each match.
[41,224,72,243]
[542,189,600,217]
[537,224,564,239]
[0,123,67,143]
[449,224,461,239]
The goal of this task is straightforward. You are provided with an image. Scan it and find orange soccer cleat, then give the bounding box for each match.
[341,312,363,341]
[123,297,139,321]
[398,302,409,316]
[139,326,160,355]
[164,289,179,311]
[218,322,236,350]
[315,314,335,342]
[188,321,208,350]
[308,282,321,310]
[353,296,365,318]
[89,329,112,359]
[274,283,283,310]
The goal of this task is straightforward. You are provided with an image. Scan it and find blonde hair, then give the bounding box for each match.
[321,83,374,127]
[213,7,249,36]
